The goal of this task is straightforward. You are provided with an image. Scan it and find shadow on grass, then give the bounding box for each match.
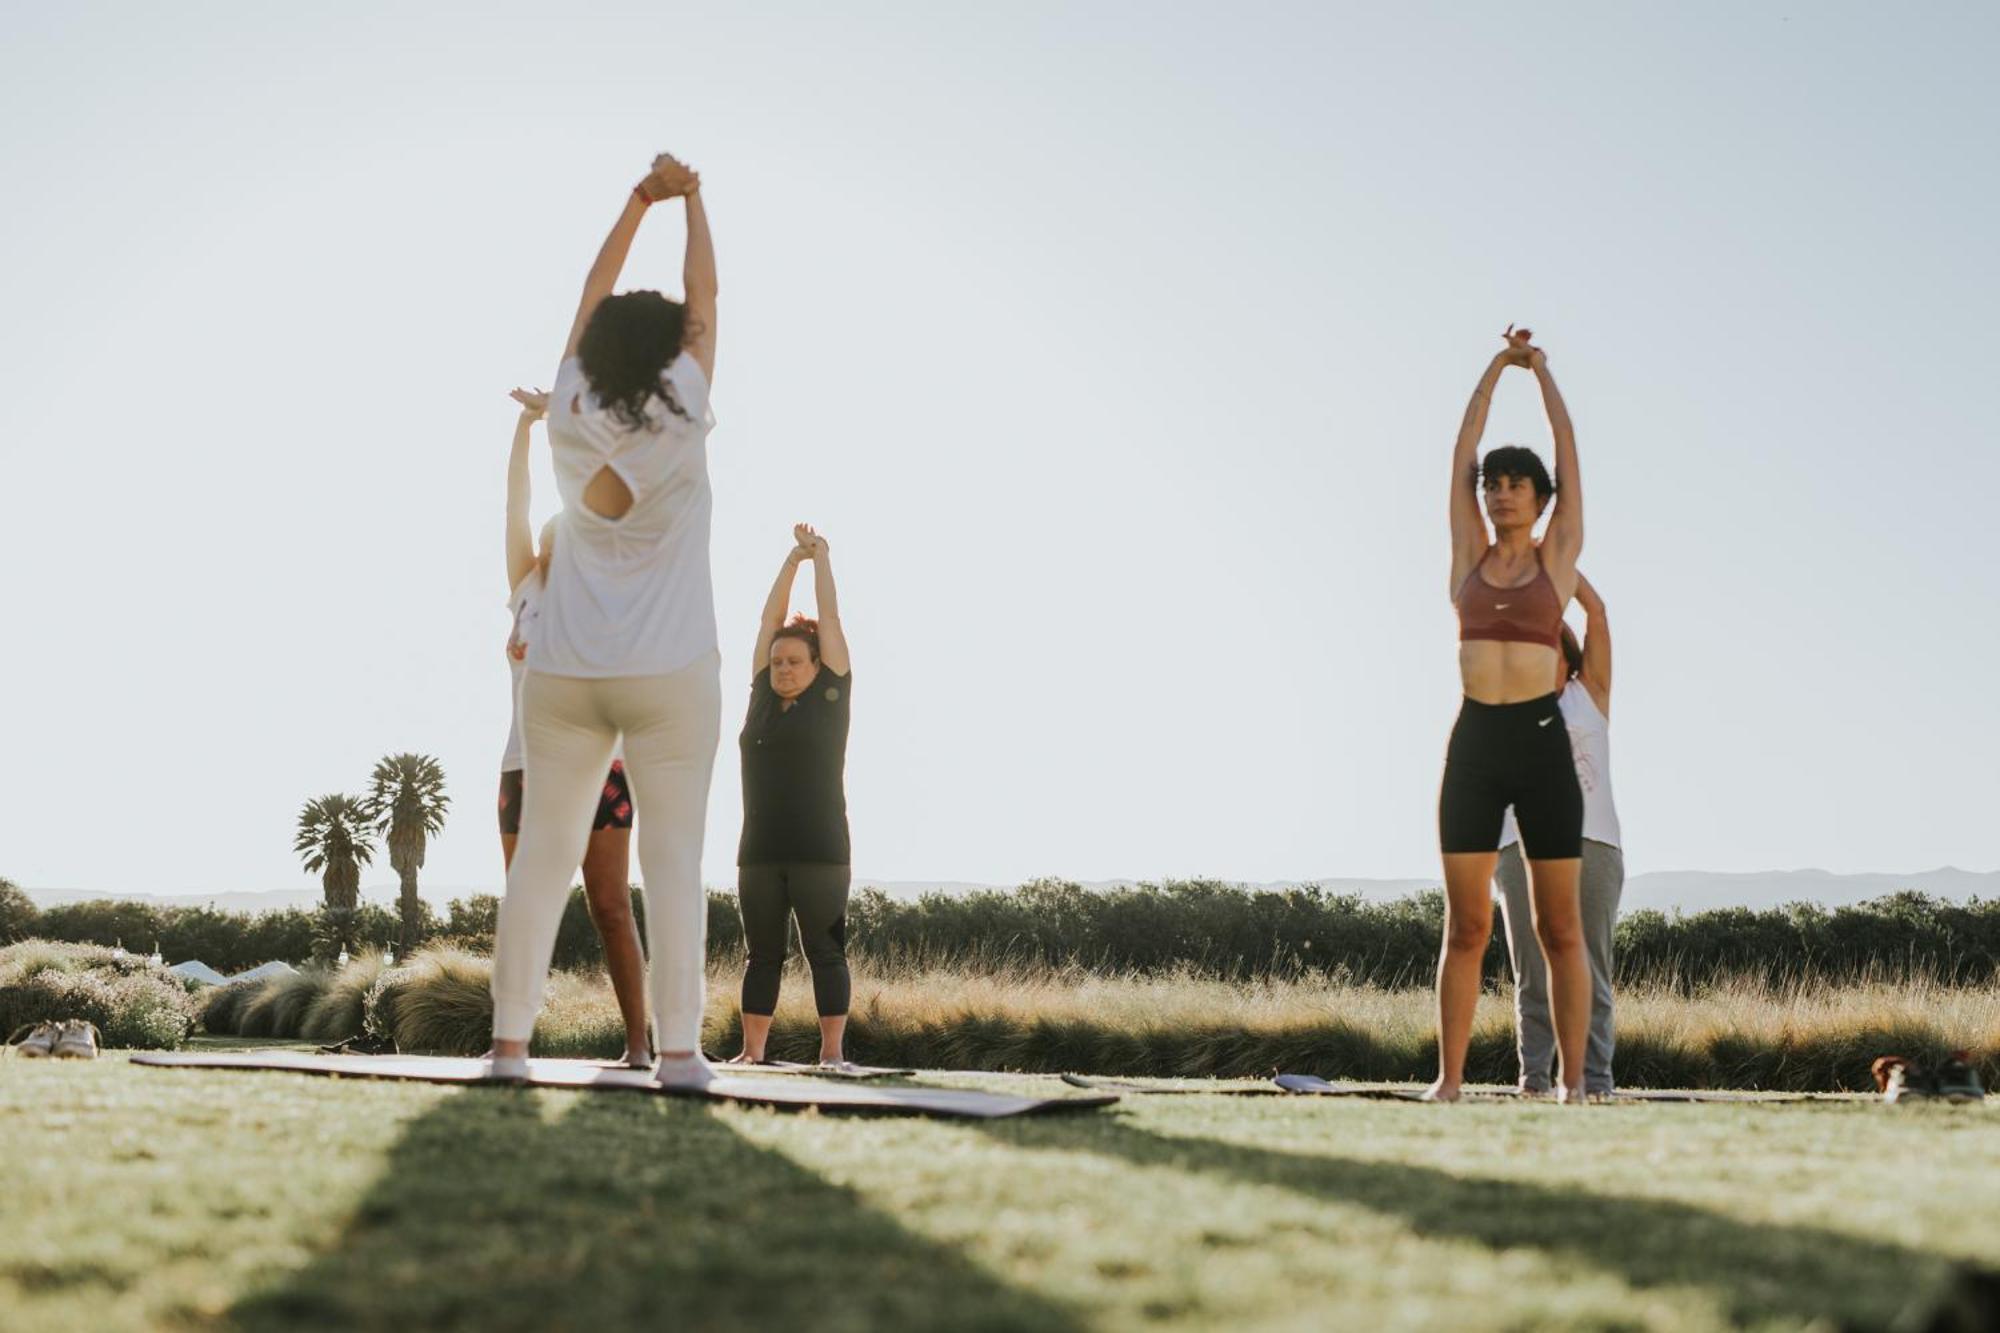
[969,1112,1933,1330]
[226,1089,1082,1333]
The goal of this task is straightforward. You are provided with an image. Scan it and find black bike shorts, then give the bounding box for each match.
[1439,694,1583,860]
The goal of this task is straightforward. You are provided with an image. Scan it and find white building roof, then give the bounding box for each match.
[225,960,301,984]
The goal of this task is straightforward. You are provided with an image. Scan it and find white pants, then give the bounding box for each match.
[490,653,721,1051]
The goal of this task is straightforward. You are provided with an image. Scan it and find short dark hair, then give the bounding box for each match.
[1480,445,1555,503]
[771,614,820,663]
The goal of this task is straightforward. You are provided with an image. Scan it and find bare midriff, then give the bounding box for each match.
[1459,640,1561,704]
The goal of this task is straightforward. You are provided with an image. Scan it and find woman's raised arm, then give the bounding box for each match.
[798,524,849,676]
[681,188,717,383]
[1574,572,1611,716]
[752,539,807,682]
[1449,330,1530,595]
[560,154,702,362]
[503,388,546,590]
[1532,341,1583,595]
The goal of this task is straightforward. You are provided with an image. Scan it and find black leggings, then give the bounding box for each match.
[1439,694,1583,860]
[738,863,851,1018]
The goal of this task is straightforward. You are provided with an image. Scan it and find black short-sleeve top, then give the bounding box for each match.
[738,667,851,866]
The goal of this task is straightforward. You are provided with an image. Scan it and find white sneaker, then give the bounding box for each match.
[652,1052,716,1091]
[52,1020,99,1059]
[484,1054,530,1083]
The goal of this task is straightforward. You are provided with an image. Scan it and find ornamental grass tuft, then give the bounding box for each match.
[300,950,386,1044]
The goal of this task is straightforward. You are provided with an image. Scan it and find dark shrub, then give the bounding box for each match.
[0,878,39,945]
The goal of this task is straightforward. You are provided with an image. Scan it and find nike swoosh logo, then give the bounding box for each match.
[1494,603,1511,610]
[1538,717,1554,727]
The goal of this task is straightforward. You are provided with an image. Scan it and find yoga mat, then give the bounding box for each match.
[131,1052,1115,1119]
[1273,1073,1524,1101]
[1060,1073,1283,1096]
[752,1060,917,1080]
[1604,1088,1835,1105]
[1274,1073,1842,1104]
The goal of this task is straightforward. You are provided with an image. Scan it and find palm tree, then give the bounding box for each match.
[365,753,450,956]
[294,795,376,913]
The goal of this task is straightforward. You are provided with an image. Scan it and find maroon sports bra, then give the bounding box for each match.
[1456,556,1562,650]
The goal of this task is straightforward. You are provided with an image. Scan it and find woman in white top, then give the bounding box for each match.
[488,152,723,1089]
[496,387,649,1069]
[1494,573,1622,1097]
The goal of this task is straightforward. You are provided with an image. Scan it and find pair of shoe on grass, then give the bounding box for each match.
[1872,1052,1986,1104]
[7,1020,100,1060]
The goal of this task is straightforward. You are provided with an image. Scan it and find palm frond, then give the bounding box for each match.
[367,753,451,839]
[293,794,378,905]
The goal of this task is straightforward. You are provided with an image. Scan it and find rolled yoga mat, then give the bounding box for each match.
[131,1051,1115,1119]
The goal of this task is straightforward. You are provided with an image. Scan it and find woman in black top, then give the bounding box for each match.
[730,523,854,1068]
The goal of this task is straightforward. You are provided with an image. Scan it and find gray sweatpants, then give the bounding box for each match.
[1494,839,1624,1094]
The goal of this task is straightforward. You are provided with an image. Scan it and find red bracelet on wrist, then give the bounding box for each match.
[633,184,654,206]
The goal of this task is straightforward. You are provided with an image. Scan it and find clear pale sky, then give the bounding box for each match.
[3,3,1995,899]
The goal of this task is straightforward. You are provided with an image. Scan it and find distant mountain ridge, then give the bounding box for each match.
[18,867,1997,915]
[21,886,471,914]
[1619,867,2000,914]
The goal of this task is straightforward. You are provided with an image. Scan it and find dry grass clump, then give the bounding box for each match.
[237,969,331,1038]
[1610,976,2000,1090]
[300,950,386,1043]
[731,962,2000,1088]
[379,947,497,1054]
[176,947,2000,1088]
[197,980,262,1034]
[823,963,1485,1078]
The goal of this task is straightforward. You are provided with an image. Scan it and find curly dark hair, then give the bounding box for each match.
[1559,622,1583,680]
[577,290,694,430]
[1480,445,1555,503]
[772,614,820,663]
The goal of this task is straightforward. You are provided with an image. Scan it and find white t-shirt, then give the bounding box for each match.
[530,352,718,678]
[502,572,620,773]
[1500,678,1621,850]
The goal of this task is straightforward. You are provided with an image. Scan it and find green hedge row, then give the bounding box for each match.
[11,877,2000,989]
[827,881,2000,988]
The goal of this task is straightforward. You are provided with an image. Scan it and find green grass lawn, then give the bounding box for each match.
[2,1046,1995,1332]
